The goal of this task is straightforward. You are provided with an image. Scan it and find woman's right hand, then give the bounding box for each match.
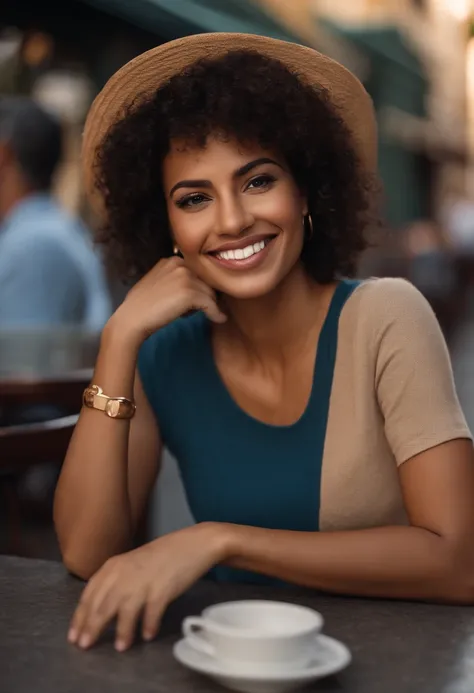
[112,256,227,344]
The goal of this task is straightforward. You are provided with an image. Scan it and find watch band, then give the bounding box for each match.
[83,384,136,419]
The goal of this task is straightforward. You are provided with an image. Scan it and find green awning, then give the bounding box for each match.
[320,21,427,116]
[80,0,303,42]
[331,24,425,80]
[321,20,429,227]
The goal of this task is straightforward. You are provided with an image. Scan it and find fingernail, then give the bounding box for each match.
[79,634,91,649]
[115,640,127,652]
[68,628,77,643]
[143,631,154,642]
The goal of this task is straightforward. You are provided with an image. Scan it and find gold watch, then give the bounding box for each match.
[83,384,136,419]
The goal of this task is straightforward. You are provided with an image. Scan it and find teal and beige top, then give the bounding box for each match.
[138,278,471,582]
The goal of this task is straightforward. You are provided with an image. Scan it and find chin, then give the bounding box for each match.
[211,273,285,300]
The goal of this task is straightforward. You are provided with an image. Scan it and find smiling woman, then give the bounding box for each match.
[93,46,374,286]
[53,33,474,654]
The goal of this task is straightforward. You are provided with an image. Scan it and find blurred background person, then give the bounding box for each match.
[0,96,112,329]
[0,97,112,532]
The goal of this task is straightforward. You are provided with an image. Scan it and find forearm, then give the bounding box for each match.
[54,320,140,578]
[223,524,472,603]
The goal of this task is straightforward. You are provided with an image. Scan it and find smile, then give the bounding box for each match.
[208,236,275,271]
[216,239,267,261]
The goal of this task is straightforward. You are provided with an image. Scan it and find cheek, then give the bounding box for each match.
[264,191,304,240]
[167,207,209,255]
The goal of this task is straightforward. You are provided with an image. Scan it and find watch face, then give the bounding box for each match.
[105,399,123,418]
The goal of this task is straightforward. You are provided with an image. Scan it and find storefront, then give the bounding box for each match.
[322,20,430,228]
[2,0,302,91]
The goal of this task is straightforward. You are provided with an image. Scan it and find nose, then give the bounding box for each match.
[216,192,254,237]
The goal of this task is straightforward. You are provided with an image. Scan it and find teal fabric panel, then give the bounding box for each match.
[138,279,360,583]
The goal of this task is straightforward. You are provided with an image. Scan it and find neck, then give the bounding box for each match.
[220,265,334,362]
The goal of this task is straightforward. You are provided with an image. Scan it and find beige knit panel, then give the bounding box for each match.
[319,278,471,532]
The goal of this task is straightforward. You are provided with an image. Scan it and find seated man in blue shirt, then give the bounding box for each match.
[0,96,112,328]
[0,98,113,522]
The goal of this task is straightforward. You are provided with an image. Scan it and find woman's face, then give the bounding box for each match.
[163,135,307,299]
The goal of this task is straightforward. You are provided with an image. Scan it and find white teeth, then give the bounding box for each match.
[216,239,268,261]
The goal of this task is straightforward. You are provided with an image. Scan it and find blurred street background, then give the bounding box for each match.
[2,0,474,557]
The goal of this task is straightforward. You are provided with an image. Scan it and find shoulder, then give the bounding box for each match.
[1,211,66,252]
[0,227,78,282]
[345,277,438,340]
[350,276,430,313]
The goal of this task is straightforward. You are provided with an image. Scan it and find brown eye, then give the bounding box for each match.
[246,174,276,190]
[176,193,208,209]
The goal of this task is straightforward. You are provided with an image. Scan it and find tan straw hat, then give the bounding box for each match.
[82,32,377,218]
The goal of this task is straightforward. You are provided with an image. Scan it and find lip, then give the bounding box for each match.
[207,233,276,254]
[207,236,276,271]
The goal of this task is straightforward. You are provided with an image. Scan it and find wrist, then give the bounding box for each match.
[195,522,242,564]
[102,313,144,354]
[91,315,143,397]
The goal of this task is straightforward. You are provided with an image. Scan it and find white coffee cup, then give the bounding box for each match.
[182,600,323,674]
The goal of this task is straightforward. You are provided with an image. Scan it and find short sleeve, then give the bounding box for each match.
[369,278,471,465]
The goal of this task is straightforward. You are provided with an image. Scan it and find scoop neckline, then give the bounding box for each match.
[201,280,354,431]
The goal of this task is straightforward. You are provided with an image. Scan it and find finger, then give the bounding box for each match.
[70,572,118,648]
[142,595,167,642]
[68,573,102,642]
[189,290,227,324]
[164,255,185,271]
[76,590,119,650]
[188,276,215,298]
[115,598,143,652]
[68,600,88,644]
[201,300,227,324]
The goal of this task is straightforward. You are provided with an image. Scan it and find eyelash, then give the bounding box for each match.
[175,193,207,209]
[175,174,277,209]
[247,173,276,190]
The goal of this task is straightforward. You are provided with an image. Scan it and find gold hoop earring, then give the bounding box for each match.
[305,214,314,241]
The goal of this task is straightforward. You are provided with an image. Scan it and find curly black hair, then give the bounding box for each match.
[95,49,379,284]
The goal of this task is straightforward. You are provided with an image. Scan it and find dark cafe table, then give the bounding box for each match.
[2,556,474,693]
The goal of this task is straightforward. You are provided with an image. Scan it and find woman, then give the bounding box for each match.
[54,33,474,653]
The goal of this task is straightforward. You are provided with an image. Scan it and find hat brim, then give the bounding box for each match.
[82,32,377,219]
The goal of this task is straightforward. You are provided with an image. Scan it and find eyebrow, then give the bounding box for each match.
[169,157,283,197]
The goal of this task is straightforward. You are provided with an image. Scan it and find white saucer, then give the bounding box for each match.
[173,634,351,693]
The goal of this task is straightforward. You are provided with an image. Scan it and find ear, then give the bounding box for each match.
[298,186,308,217]
[301,197,308,218]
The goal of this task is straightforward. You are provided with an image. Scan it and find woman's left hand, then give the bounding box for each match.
[67,522,231,652]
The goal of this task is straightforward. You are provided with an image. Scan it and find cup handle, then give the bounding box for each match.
[182,617,215,657]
